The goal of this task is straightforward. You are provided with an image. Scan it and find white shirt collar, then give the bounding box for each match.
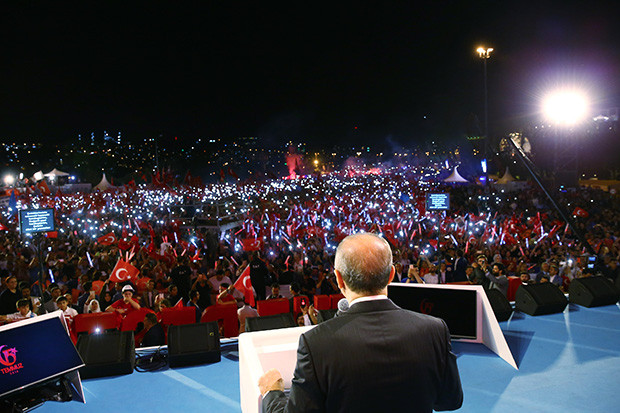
[349,294,388,307]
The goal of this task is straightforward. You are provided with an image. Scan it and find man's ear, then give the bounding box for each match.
[334,269,346,292]
[388,265,395,283]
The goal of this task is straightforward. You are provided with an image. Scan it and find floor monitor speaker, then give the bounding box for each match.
[569,276,620,307]
[168,321,221,367]
[515,283,568,316]
[76,331,135,379]
[486,289,513,322]
[245,313,296,332]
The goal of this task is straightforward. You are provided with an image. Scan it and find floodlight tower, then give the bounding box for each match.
[477,46,494,180]
[477,46,494,140]
[542,89,590,187]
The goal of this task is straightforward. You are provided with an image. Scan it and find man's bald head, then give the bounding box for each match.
[335,233,393,295]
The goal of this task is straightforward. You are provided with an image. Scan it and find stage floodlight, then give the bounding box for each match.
[3,174,15,186]
[542,90,589,125]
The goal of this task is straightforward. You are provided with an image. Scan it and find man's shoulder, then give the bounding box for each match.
[304,300,445,338]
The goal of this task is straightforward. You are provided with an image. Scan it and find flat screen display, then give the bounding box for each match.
[426,193,450,210]
[0,315,83,397]
[18,208,55,234]
[388,284,477,339]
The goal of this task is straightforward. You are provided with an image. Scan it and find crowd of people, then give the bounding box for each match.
[1,164,619,338]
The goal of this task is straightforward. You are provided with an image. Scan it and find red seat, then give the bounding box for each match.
[329,294,345,309]
[313,295,331,310]
[120,308,156,332]
[74,312,119,335]
[507,276,521,301]
[160,307,197,326]
[201,303,239,338]
[257,299,289,316]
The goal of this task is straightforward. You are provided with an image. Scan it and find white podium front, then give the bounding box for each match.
[239,326,314,413]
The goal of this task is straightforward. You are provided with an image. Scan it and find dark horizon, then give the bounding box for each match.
[1,1,619,148]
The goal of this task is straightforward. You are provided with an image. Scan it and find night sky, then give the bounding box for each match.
[1,1,619,149]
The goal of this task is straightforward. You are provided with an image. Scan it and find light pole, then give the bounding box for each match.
[476,46,494,140]
[477,46,494,181]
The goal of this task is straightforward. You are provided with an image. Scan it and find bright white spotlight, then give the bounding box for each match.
[542,90,589,125]
[3,175,15,186]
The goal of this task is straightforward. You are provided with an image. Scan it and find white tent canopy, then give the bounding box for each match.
[44,168,70,177]
[444,166,469,183]
[94,173,114,191]
[496,167,517,184]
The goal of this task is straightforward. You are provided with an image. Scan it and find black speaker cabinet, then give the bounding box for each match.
[168,322,221,367]
[76,331,135,379]
[317,308,337,323]
[569,276,620,307]
[515,283,568,316]
[485,289,513,322]
[245,313,296,332]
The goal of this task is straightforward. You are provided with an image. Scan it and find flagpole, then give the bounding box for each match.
[507,136,595,256]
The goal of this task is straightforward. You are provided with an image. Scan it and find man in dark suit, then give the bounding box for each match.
[452,249,469,282]
[258,233,463,413]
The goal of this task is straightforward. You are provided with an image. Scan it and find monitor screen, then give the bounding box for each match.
[388,284,477,340]
[426,193,450,210]
[0,315,84,397]
[18,209,55,234]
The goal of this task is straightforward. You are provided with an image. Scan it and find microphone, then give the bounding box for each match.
[335,298,349,317]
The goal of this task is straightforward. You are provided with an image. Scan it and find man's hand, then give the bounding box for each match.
[258,368,285,396]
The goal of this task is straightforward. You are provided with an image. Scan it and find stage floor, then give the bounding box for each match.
[39,302,620,413]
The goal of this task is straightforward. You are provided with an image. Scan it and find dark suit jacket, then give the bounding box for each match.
[141,323,166,347]
[453,257,469,282]
[262,299,463,413]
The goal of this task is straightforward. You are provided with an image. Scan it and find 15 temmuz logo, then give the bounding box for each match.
[0,345,23,375]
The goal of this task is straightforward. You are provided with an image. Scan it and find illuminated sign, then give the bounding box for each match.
[18,208,55,234]
[426,193,450,211]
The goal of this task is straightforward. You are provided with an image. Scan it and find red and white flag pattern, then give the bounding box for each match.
[110,259,140,283]
[242,238,262,251]
[98,232,117,246]
[233,265,254,307]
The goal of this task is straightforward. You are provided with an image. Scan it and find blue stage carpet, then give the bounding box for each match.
[39,303,620,413]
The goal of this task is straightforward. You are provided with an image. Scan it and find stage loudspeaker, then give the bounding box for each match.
[515,283,568,316]
[245,313,296,332]
[485,289,513,322]
[168,321,221,367]
[569,276,620,307]
[317,308,337,323]
[76,331,135,379]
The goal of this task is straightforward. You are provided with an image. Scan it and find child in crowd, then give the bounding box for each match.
[0,299,36,323]
[57,295,78,327]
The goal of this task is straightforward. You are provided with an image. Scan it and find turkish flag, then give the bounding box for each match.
[242,238,262,251]
[173,297,185,308]
[572,207,589,218]
[109,259,140,283]
[36,180,51,195]
[234,265,254,307]
[98,232,117,246]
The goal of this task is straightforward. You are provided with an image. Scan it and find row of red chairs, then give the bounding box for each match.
[256,294,345,317]
[73,303,241,340]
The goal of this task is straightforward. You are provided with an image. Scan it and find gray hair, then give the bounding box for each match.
[334,233,393,294]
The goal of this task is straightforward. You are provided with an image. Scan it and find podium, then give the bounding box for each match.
[239,326,314,413]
